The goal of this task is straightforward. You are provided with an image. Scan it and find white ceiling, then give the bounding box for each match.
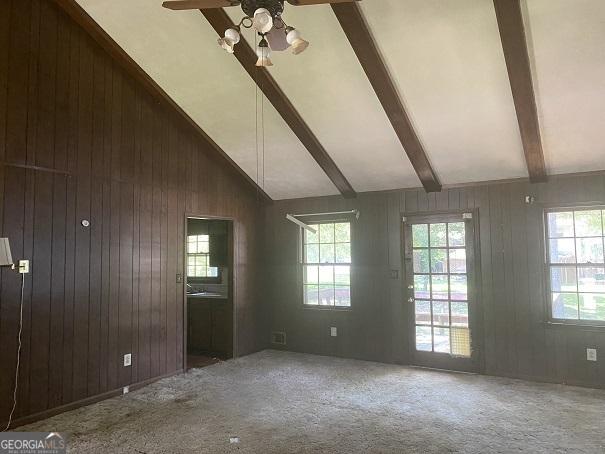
[524,0,605,176]
[361,0,527,184]
[76,0,605,199]
[228,4,421,193]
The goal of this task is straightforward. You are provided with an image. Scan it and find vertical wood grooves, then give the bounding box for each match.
[266,176,605,389]
[51,0,271,202]
[0,0,265,427]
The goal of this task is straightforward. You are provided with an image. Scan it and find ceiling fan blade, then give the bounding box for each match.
[286,0,360,5]
[162,0,240,10]
[266,26,290,52]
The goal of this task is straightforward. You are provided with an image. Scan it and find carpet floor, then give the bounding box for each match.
[19,350,605,453]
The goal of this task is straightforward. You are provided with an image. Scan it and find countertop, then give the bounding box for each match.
[187,293,228,300]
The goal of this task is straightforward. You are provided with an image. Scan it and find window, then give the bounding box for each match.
[187,234,218,279]
[546,208,605,322]
[302,222,351,307]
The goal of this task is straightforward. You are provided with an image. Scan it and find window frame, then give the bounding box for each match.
[544,205,605,328]
[298,217,353,310]
[186,234,221,284]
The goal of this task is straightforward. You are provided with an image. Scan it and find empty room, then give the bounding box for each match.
[1,0,605,452]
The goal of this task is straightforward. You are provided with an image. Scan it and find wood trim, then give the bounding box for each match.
[51,0,272,203]
[331,2,441,193]
[5,369,184,429]
[201,8,356,199]
[493,0,547,183]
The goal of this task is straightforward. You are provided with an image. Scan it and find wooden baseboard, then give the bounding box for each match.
[3,369,184,430]
[487,370,605,391]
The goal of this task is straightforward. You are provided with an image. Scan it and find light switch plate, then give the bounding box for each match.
[124,353,132,367]
[587,348,597,362]
[330,327,337,337]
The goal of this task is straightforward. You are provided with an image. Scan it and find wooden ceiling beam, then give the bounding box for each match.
[52,0,273,202]
[331,2,441,193]
[202,8,357,199]
[493,0,547,183]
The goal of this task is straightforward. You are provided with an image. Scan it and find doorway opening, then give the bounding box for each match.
[185,217,234,371]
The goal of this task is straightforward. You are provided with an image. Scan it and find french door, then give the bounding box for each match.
[403,212,480,372]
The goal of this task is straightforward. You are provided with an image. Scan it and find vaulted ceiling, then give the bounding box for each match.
[74,0,605,200]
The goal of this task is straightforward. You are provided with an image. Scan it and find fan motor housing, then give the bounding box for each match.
[240,0,285,17]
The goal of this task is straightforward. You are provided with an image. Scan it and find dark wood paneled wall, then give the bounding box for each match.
[0,0,265,425]
[264,175,605,389]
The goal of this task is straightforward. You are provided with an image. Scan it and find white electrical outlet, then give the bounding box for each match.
[124,353,132,367]
[330,327,337,337]
[587,348,597,362]
[123,386,129,394]
[18,260,30,274]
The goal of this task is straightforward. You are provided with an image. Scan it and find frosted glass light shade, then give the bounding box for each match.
[253,8,273,34]
[218,28,240,53]
[286,28,309,55]
[255,46,273,67]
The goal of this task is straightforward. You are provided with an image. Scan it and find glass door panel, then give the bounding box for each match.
[404,214,479,372]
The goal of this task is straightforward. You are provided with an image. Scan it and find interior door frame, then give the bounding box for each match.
[183,214,236,371]
[402,208,484,373]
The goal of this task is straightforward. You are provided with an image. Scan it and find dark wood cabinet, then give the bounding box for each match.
[187,300,212,352]
[187,298,232,357]
[209,233,228,267]
[210,303,232,354]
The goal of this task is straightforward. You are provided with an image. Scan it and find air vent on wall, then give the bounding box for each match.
[271,331,286,345]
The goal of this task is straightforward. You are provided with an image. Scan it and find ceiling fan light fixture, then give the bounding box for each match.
[286,27,309,55]
[252,8,273,34]
[167,1,315,64]
[255,39,273,67]
[217,28,240,53]
[218,37,235,53]
[225,28,241,44]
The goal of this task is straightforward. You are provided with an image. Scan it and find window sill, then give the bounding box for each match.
[545,320,605,331]
[302,305,352,312]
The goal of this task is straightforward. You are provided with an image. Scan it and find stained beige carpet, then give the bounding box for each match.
[19,350,605,453]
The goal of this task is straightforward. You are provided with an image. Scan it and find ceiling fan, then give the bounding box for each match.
[162,0,361,66]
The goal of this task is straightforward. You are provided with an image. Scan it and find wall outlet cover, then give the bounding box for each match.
[330,327,337,337]
[124,353,132,367]
[18,259,30,274]
[587,348,597,362]
[123,386,129,394]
